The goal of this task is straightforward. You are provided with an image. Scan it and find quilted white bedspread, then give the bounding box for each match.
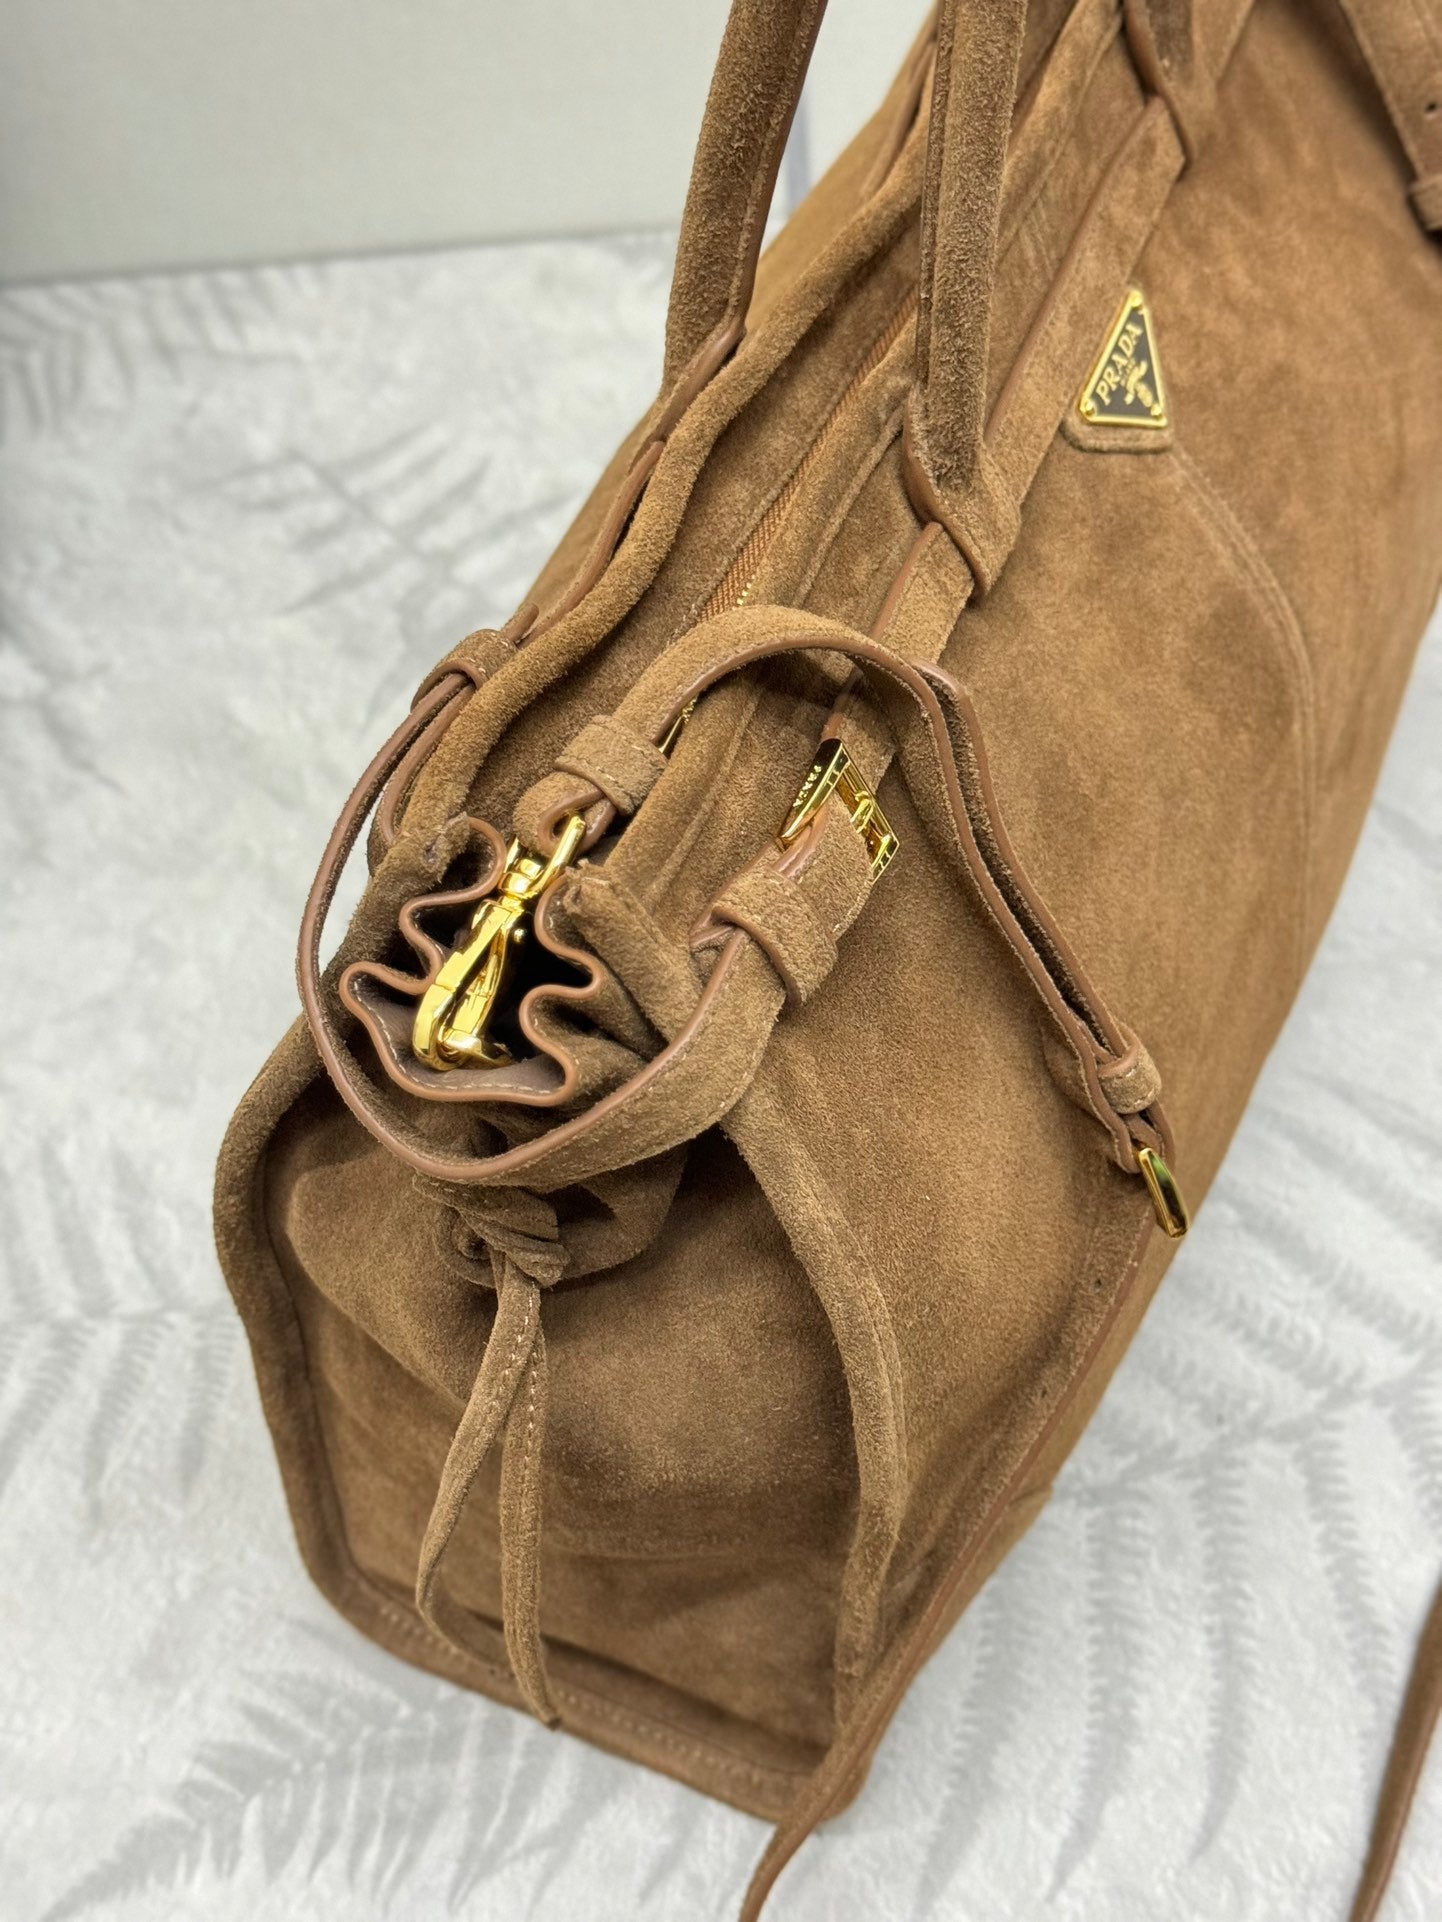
[1,233,1438,1921]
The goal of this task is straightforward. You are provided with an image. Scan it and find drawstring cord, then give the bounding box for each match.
[409,1243,1441,1921]
[415,1247,557,1725]
[294,616,1435,1913]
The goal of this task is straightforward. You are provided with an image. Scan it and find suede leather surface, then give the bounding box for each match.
[4,210,1442,1922]
[212,0,1442,1903]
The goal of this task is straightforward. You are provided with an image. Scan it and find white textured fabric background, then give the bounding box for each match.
[1,236,1439,1922]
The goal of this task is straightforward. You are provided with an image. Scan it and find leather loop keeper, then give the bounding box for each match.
[705,866,839,1003]
[416,626,518,699]
[901,411,1018,595]
[1096,1027,1164,1114]
[1041,1029,1167,1165]
[556,714,669,816]
[693,802,874,1004]
[510,770,611,856]
[1123,0,1215,164]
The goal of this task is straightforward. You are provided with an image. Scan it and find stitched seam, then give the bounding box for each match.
[519,1355,541,1620]
[562,717,666,806]
[782,1184,1125,1854]
[1171,444,1316,980]
[445,1511,850,1562]
[896,704,1116,1110]
[355,1572,803,1787]
[523,1352,539,1489]
[1000,7,1125,255]
[725,1074,909,1691]
[732,1079,908,1473]
[343,1563,802,1789]
[717,872,836,994]
[548,1690,805,1788]
[510,1347,547,1710]
[899,1176,1111,1589]
[247,1170,804,1794]
[482,1300,535,1437]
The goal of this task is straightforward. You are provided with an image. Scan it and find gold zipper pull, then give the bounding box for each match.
[778,738,898,878]
[1136,1144,1189,1238]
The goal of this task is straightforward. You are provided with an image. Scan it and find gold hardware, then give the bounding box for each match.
[1078,288,1168,430]
[778,738,898,878]
[411,728,895,1071]
[657,699,696,758]
[1136,1143,1189,1239]
[411,812,586,1070]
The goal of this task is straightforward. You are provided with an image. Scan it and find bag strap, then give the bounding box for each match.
[302,603,1181,1204]
[1332,0,1442,232]
[1350,1575,1442,1921]
[906,0,1030,525]
[661,0,829,393]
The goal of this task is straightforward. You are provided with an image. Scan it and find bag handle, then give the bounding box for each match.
[301,604,1180,1216]
[661,0,830,393]
[663,0,1027,520]
[664,0,1214,555]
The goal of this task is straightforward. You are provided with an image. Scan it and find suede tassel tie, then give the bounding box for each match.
[415,1246,558,1726]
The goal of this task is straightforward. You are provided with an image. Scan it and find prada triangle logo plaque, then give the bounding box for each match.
[1078,288,1168,430]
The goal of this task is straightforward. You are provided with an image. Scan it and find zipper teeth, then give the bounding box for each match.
[701,294,918,622]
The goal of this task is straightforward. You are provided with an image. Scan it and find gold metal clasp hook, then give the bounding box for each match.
[412,813,586,1070]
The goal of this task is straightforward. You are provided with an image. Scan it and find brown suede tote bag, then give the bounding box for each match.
[215,0,1442,1914]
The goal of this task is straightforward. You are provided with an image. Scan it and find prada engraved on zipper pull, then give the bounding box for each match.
[778,739,898,878]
